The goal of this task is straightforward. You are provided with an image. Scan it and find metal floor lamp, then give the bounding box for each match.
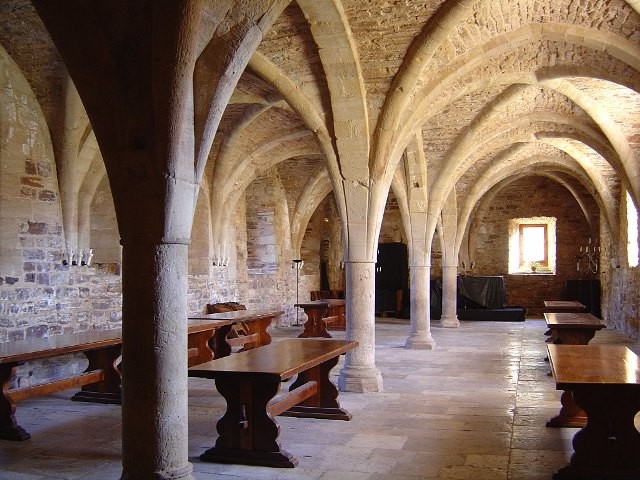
[292,259,303,326]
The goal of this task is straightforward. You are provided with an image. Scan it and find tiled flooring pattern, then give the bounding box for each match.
[1,319,638,479]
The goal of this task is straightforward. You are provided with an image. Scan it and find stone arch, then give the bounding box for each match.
[290,168,333,256]
[296,0,371,253]
[218,143,320,241]
[248,47,346,239]
[0,45,59,277]
[457,157,613,259]
[371,14,640,241]
[190,181,213,275]
[374,2,640,177]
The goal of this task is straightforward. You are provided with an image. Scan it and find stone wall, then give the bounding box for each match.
[601,195,640,340]
[470,176,598,317]
[0,46,122,343]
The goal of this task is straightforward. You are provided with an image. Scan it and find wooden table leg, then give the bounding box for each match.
[0,363,30,441]
[554,330,597,345]
[281,355,351,420]
[210,324,233,359]
[298,306,332,338]
[553,389,640,479]
[241,316,273,350]
[546,390,587,428]
[200,375,297,468]
[187,329,216,367]
[72,344,123,404]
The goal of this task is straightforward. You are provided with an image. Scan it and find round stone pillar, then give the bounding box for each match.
[338,261,383,392]
[440,264,460,328]
[405,265,436,349]
[120,241,194,480]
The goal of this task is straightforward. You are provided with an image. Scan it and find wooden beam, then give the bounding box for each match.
[267,380,317,417]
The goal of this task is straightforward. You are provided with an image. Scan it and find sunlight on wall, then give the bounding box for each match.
[627,191,638,268]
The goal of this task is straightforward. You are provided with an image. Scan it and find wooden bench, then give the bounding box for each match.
[295,300,345,338]
[188,338,358,468]
[547,344,640,480]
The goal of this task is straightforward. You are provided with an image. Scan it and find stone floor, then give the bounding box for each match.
[1,318,638,480]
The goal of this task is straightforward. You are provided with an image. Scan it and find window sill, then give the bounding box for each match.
[509,271,555,276]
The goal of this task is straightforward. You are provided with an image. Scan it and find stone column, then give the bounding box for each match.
[440,264,460,328]
[338,261,383,392]
[405,264,436,349]
[120,241,194,480]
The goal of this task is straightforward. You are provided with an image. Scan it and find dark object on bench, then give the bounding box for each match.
[206,302,252,344]
[189,338,358,468]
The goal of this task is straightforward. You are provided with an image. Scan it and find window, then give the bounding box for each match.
[519,224,548,267]
[627,191,639,267]
[509,217,556,274]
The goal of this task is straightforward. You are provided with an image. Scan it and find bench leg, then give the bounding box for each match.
[200,376,297,468]
[71,345,122,404]
[0,364,31,441]
[554,389,640,479]
[280,355,351,421]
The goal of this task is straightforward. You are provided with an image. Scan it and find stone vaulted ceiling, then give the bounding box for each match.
[1,0,639,260]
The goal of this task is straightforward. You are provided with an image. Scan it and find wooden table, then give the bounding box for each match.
[547,344,640,479]
[188,308,281,352]
[544,300,587,312]
[544,312,606,428]
[544,312,606,345]
[189,338,358,468]
[0,312,278,441]
[0,329,123,440]
[295,300,345,338]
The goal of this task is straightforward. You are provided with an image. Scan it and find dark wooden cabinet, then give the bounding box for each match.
[375,243,408,318]
[566,279,601,318]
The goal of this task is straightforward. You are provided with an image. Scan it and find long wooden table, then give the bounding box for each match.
[0,329,123,440]
[544,312,606,428]
[189,338,358,468]
[295,300,345,338]
[547,344,640,480]
[544,312,606,346]
[0,310,280,441]
[188,308,281,352]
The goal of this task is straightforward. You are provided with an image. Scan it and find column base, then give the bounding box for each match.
[338,366,383,393]
[120,463,194,480]
[440,316,460,328]
[405,332,436,350]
